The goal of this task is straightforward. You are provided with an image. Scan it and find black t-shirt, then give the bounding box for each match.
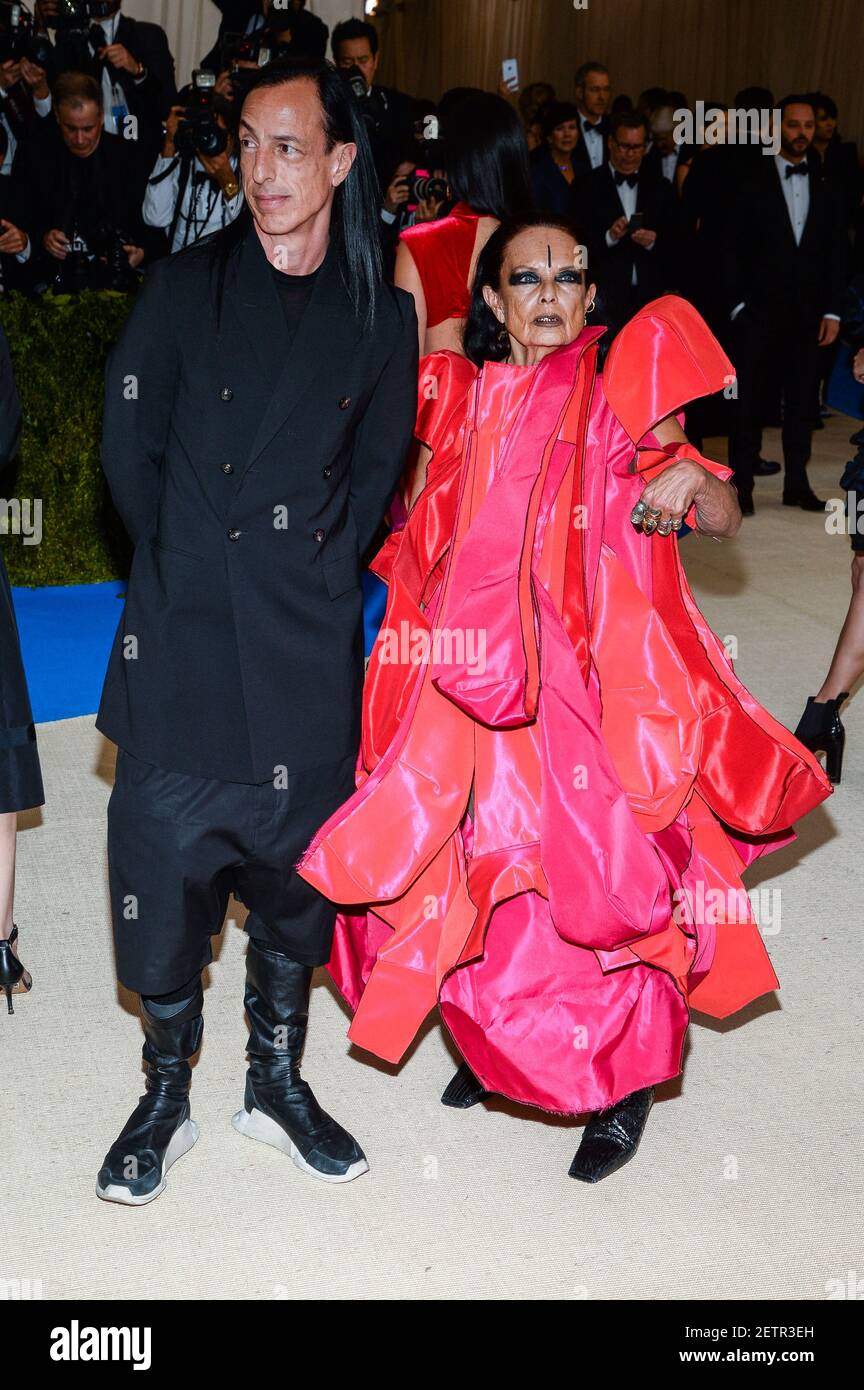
[269,262,320,352]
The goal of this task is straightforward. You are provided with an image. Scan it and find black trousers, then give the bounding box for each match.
[107,748,356,995]
[727,304,821,497]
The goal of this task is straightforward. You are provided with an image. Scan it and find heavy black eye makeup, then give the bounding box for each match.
[506,267,583,286]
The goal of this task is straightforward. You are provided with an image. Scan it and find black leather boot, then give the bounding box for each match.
[441,1061,492,1108]
[569,1086,655,1183]
[232,939,368,1183]
[96,985,203,1205]
[794,692,848,784]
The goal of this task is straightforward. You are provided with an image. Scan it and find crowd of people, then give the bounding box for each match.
[1,6,861,515]
[0,3,861,1196]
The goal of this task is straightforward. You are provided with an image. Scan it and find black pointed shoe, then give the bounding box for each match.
[96,987,203,1205]
[0,926,31,1015]
[569,1086,655,1183]
[232,939,368,1183]
[794,692,849,784]
[782,488,826,512]
[752,457,781,476]
[441,1061,491,1108]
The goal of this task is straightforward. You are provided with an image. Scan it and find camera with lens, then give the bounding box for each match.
[175,69,228,160]
[220,25,293,99]
[44,0,116,29]
[340,63,386,140]
[99,225,137,292]
[0,2,55,70]
[407,170,448,205]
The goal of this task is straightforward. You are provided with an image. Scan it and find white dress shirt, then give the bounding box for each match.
[776,152,809,244]
[604,163,644,285]
[661,150,678,182]
[581,116,605,169]
[143,152,244,252]
[730,154,838,321]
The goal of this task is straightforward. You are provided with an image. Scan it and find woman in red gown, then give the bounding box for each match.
[299,215,832,1183]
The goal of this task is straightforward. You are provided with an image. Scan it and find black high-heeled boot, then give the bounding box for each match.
[232,938,368,1183]
[794,692,849,784]
[0,926,31,1015]
[95,985,203,1205]
[568,1086,655,1183]
[441,1061,492,1108]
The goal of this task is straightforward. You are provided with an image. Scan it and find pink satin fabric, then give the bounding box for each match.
[298,296,832,1116]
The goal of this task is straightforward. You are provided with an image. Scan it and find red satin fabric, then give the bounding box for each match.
[298,295,832,1116]
[399,202,481,328]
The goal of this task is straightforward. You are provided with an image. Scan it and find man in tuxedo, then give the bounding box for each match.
[574,108,679,338]
[723,95,847,513]
[33,0,176,160]
[571,60,610,179]
[95,57,417,1204]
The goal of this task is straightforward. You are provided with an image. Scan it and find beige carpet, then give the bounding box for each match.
[3,416,862,1301]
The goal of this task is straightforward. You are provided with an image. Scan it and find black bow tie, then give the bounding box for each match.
[583,119,601,133]
[785,162,808,178]
[615,172,638,187]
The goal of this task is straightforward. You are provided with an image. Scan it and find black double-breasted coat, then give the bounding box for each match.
[97,224,418,787]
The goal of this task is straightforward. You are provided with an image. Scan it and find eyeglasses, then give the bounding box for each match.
[613,140,646,153]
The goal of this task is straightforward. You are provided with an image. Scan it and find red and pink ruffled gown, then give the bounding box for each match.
[298,296,832,1116]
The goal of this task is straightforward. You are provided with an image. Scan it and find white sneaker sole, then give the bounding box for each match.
[231,1106,369,1184]
[95,1118,200,1206]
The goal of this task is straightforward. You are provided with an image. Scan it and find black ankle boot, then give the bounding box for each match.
[568,1086,655,1183]
[794,692,848,784]
[441,1061,492,1108]
[96,986,203,1205]
[232,938,368,1183]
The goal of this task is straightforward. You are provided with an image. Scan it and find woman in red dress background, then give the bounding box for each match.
[300,216,832,1184]
[396,91,532,356]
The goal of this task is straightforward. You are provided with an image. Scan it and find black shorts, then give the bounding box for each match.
[107,748,356,994]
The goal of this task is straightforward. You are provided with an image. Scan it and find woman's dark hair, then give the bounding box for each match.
[442,91,533,220]
[463,212,586,367]
[808,90,838,121]
[540,100,581,142]
[213,57,382,327]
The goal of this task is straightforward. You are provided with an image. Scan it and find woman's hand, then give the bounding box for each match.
[634,459,741,538]
[634,459,706,532]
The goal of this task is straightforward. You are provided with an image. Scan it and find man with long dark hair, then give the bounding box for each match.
[95,57,417,1203]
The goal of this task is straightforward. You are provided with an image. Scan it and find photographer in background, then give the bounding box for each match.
[0,3,56,171]
[33,0,176,159]
[331,17,414,189]
[203,0,328,73]
[9,69,161,291]
[379,147,447,278]
[144,73,242,254]
[0,124,32,290]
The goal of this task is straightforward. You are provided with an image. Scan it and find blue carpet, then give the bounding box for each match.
[14,572,391,724]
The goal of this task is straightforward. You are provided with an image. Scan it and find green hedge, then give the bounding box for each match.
[0,289,134,586]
